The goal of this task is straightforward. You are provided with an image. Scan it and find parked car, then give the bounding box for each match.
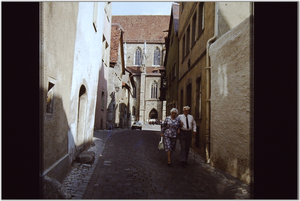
[131,122,142,130]
[148,119,156,125]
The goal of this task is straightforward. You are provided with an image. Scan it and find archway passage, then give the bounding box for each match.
[149,108,158,119]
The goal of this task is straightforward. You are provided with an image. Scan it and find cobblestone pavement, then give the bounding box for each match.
[63,129,250,199]
[61,129,126,199]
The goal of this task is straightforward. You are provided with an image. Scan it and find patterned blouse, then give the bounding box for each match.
[161,116,181,138]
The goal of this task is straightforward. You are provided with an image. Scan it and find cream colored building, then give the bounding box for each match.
[112,15,170,124]
[174,2,253,185]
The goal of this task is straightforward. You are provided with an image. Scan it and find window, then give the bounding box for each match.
[101,91,105,111]
[192,13,197,43]
[102,35,109,66]
[133,106,136,115]
[93,2,98,32]
[180,90,183,113]
[151,81,158,99]
[46,82,55,114]
[153,47,160,65]
[172,63,176,80]
[104,2,110,22]
[196,77,202,118]
[135,47,142,65]
[198,3,205,36]
[182,35,185,60]
[186,25,190,55]
[186,84,192,111]
[133,86,136,98]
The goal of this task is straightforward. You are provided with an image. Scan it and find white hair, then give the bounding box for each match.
[183,106,190,110]
[170,108,178,114]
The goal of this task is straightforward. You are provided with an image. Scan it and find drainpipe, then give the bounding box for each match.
[205,2,218,164]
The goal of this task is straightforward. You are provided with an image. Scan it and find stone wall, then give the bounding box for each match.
[125,43,165,124]
[131,76,140,122]
[125,43,165,67]
[209,16,252,185]
[145,76,162,120]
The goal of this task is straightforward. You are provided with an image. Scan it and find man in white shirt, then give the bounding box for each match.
[178,106,196,167]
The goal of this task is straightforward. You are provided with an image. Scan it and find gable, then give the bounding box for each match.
[112,15,170,43]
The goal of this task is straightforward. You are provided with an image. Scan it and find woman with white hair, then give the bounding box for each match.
[160,108,181,166]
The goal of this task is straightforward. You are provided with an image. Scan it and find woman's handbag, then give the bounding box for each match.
[158,137,164,150]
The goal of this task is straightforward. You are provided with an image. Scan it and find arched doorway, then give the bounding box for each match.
[149,108,158,119]
[77,85,87,147]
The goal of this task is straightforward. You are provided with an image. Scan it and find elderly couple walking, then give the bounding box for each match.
[160,106,196,167]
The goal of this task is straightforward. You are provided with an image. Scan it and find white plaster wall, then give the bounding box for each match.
[103,2,112,74]
[218,2,251,37]
[68,2,106,163]
[209,17,251,185]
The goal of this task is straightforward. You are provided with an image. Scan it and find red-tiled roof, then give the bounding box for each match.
[110,24,124,64]
[146,67,161,74]
[112,15,170,43]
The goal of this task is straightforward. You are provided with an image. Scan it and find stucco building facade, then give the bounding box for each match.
[209,15,253,185]
[107,23,135,129]
[177,1,215,162]
[94,2,112,130]
[40,2,111,182]
[112,15,170,124]
[164,3,180,116]
[170,2,253,185]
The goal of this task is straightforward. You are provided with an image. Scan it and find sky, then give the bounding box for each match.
[111,2,176,16]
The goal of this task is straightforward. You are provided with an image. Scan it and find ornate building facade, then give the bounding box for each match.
[112,15,170,124]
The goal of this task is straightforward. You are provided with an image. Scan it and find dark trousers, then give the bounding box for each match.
[179,130,192,162]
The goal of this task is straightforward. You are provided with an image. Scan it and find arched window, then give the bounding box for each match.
[153,47,160,65]
[151,81,158,99]
[149,108,158,119]
[135,47,142,65]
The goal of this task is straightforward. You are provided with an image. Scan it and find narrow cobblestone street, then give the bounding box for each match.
[62,129,250,199]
